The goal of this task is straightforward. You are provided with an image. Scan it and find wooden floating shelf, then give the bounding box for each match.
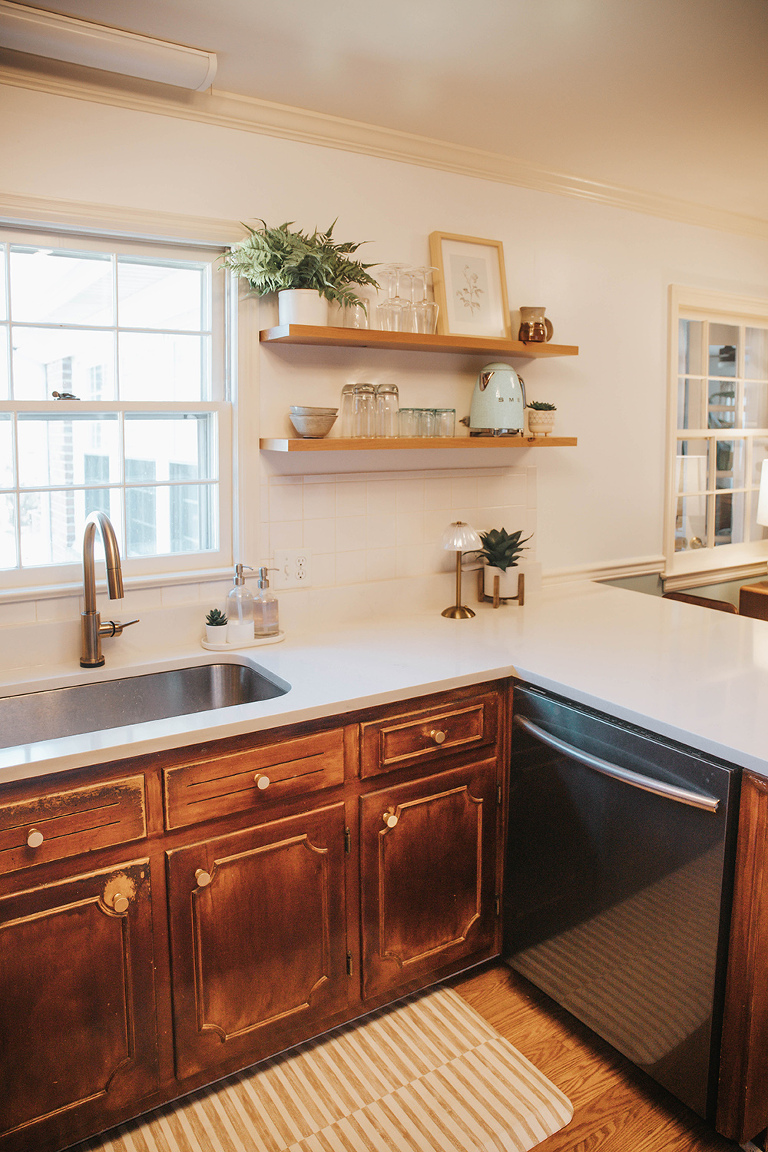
[259,324,578,358]
[259,436,577,453]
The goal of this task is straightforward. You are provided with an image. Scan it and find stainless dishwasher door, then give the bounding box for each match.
[503,683,739,1121]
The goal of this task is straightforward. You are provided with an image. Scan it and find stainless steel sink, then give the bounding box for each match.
[0,662,289,749]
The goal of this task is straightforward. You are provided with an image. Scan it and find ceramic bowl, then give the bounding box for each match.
[289,412,338,438]
[290,405,338,416]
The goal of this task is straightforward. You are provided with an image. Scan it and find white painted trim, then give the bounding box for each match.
[543,556,665,586]
[2,63,768,240]
[662,563,768,592]
[0,189,241,245]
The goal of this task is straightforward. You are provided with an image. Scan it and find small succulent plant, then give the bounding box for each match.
[475,528,532,572]
[205,607,228,626]
[527,400,557,411]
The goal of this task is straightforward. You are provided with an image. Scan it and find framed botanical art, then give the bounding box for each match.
[429,232,511,338]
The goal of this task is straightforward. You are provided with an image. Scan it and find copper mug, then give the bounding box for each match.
[518,306,553,343]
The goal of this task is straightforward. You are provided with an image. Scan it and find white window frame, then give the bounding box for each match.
[664,285,768,590]
[0,224,237,596]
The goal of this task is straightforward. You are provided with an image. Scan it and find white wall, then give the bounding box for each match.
[3,82,768,584]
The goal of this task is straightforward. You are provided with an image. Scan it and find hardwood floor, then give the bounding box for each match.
[451,962,752,1152]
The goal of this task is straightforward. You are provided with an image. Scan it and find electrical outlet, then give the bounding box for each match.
[273,549,312,589]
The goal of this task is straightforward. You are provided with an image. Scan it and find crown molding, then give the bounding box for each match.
[2,61,768,241]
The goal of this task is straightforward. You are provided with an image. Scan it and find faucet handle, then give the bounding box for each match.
[101,618,140,637]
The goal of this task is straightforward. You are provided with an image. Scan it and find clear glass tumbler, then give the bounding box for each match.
[375,383,399,437]
[352,384,377,437]
[340,383,356,437]
[398,408,420,437]
[434,408,456,437]
[418,408,436,437]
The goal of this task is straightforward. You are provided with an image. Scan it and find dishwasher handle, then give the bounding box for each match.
[513,714,720,814]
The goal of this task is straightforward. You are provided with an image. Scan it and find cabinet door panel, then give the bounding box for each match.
[168,803,348,1080]
[360,760,499,1000]
[0,859,158,1152]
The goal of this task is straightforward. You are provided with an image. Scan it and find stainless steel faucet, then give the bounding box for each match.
[80,511,139,667]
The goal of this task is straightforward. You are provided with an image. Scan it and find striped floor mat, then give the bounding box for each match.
[82,986,573,1152]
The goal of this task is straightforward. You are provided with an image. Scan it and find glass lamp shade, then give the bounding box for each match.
[441,521,482,552]
[757,460,768,528]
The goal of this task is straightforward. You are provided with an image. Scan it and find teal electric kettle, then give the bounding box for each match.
[469,362,526,435]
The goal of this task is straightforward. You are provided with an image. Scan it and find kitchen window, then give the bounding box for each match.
[665,286,768,588]
[0,228,232,591]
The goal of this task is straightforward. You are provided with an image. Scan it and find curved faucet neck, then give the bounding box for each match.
[82,511,123,615]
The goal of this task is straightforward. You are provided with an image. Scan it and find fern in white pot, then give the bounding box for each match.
[222,220,379,326]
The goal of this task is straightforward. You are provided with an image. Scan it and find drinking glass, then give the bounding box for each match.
[398,408,420,437]
[376,264,413,332]
[340,383,356,437]
[375,383,399,437]
[434,408,456,437]
[352,384,377,437]
[408,267,439,334]
[418,408,436,437]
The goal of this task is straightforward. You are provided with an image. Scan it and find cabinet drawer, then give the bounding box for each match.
[0,775,147,876]
[164,727,347,830]
[360,692,499,778]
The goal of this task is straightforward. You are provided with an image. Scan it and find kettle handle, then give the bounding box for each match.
[518,374,527,408]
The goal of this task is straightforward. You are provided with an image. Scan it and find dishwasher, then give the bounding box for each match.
[503,682,740,1121]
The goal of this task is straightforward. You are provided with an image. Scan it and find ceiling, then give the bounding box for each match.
[4,0,768,222]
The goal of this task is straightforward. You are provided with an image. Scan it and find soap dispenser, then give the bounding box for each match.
[225,563,255,645]
[254,567,279,636]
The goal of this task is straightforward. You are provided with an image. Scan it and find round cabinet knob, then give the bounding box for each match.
[26,828,44,849]
[382,811,399,828]
[110,893,130,914]
[195,868,212,888]
[254,774,271,791]
[430,729,447,745]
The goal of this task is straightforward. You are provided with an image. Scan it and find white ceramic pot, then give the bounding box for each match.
[278,289,329,326]
[527,409,556,436]
[483,565,522,599]
[205,623,228,644]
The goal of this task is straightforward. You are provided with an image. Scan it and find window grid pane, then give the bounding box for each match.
[673,312,768,563]
[0,231,226,579]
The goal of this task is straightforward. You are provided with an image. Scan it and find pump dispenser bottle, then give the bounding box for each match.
[254,567,279,636]
[226,563,255,644]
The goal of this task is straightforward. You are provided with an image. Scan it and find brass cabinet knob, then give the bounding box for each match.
[383,811,399,828]
[110,893,130,914]
[430,729,447,744]
[26,828,44,849]
[254,774,271,791]
[195,868,212,887]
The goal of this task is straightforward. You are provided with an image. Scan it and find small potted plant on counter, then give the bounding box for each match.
[475,527,531,599]
[526,400,557,437]
[222,219,379,326]
[204,607,228,644]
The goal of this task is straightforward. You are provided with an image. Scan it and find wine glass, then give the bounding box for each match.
[376,264,413,332]
[408,266,439,334]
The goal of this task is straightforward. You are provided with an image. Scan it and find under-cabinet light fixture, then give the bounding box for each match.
[0,1,217,90]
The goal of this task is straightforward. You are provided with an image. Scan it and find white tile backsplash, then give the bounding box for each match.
[264,466,535,589]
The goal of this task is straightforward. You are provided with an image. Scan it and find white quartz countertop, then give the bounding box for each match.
[3,580,768,785]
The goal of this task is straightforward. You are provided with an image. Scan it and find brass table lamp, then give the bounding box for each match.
[441,521,482,619]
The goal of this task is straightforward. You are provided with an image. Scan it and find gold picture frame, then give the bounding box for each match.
[429,232,511,338]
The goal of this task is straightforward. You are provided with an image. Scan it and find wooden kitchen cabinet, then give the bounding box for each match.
[0,857,158,1152]
[360,758,501,1000]
[0,680,507,1152]
[167,801,349,1080]
[717,770,768,1143]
